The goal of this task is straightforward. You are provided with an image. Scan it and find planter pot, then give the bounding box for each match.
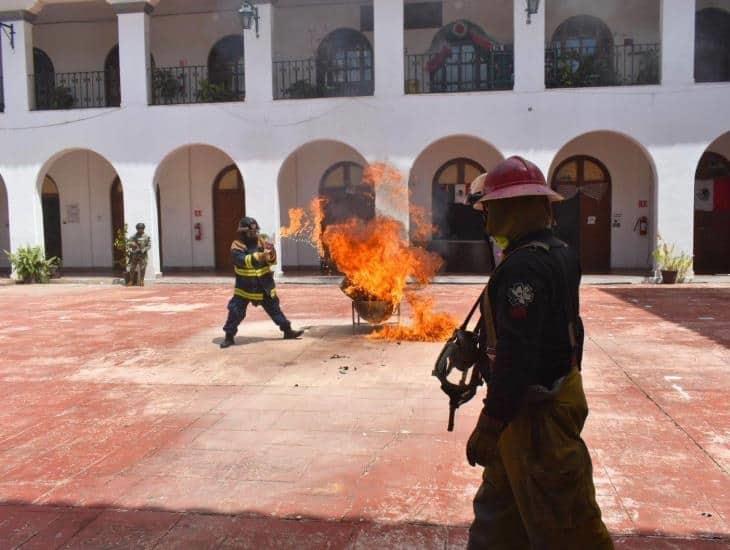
[661,270,678,284]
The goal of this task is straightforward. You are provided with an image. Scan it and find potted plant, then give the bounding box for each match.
[152,69,183,104]
[652,237,693,284]
[4,245,60,283]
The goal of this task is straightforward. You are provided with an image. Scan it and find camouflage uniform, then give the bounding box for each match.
[127,226,151,286]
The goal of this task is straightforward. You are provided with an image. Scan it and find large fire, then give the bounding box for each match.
[280,163,458,342]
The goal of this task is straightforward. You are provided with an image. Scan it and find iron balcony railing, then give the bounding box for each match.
[545,43,660,88]
[273,55,374,100]
[0,76,4,112]
[404,46,514,94]
[31,70,120,110]
[150,64,245,105]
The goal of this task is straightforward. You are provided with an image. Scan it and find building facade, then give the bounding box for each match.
[0,0,729,277]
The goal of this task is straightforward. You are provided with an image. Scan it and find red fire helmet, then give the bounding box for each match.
[469,156,563,211]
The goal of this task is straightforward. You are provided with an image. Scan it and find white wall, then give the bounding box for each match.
[155,145,238,268]
[546,0,661,45]
[409,136,503,238]
[273,2,374,61]
[44,150,117,268]
[549,132,656,269]
[405,0,514,54]
[34,22,119,73]
[150,12,242,68]
[278,141,366,268]
[0,177,9,269]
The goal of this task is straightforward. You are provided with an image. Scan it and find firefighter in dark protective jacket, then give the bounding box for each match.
[220,217,303,348]
[465,157,613,549]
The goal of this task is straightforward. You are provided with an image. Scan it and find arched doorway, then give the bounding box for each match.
[694,151,730,274]
[547,15,615,87]
[552,156,612,273]
[207,35,245,101]
[695,7,730,83]
[318,161,374,272]
[33,47,55,110]
[213,165,245,271]
[104,45,121,107]
[426,21,511,92]
[431,157,490,272]
[111,177,125,269]
[316,28,374,96]
[41,175,62,261]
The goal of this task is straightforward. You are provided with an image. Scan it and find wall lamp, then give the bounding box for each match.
[525,0,540,25]
[238,1,260,38]
[0,22,15,50]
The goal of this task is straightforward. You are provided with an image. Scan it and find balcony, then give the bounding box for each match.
[31,70,120,110]
[150,64,245,106]
[273,55,374,100]
[404,46,513,94]
[545,43,661,88]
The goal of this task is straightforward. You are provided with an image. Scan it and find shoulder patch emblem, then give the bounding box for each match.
[507,282,535,307]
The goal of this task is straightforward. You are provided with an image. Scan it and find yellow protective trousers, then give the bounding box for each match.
[468,369,614,550]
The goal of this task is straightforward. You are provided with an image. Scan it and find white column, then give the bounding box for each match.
[513,0,545,92]
[373,0,404,98]
[0,15,34,112]
[4,164,45,255]
[650,144,705,273]
[236,159,280,271]
[114,4,152,107]
[117,164,160,279]
[661,0,695,87]
[243,2,273,103]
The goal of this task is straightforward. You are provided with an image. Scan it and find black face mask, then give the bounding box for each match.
[243,232,259,248]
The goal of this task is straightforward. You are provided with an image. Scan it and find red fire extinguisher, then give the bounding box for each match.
[633,216,648,236]
[194,222,202,241]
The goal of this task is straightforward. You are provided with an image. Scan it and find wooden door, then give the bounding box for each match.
[213,166,245,271]
[41,176,62,261]
[552,156,611,273]
[694,153,730,274]
[111,178,125,269]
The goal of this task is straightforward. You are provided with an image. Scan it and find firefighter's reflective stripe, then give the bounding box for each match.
[234,288,264,301]
[244,255,254,269]
[235,266,271,277]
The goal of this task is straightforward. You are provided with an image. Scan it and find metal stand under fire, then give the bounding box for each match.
[351,301,401,332]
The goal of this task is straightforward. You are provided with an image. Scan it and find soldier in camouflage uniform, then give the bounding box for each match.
[127,222,151,286]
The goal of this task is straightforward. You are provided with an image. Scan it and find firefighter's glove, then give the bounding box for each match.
[263,248,277,264]
[466,411,505,467]
[252,252,266,263]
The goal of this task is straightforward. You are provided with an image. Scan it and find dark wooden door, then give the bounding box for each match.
[552,156,611,273]
[105,46,121,107]
[213,166,245,271]
[42,195,62,261]
[579,185,611,273]
[111,178,125,269]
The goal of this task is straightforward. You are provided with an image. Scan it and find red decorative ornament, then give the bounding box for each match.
[452,21,468,39]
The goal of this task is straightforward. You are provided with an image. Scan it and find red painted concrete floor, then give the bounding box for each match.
[0,283,728,549]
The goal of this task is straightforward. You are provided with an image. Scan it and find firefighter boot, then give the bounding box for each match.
[283,328,304,340]
[220,334,235,349]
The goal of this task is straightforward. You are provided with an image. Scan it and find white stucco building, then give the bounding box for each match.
[0,0,729,277]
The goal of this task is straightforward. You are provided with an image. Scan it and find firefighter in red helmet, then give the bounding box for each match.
[465,156,613,549]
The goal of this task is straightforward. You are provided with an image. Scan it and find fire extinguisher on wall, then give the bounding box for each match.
[633,216,648,236]
[194,222,202,241]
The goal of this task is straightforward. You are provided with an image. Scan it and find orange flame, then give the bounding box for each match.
[281,162,457,342]
[323,217,442,306]
[369,294,458,342]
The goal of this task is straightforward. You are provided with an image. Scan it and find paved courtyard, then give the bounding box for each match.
[0,282,728,549]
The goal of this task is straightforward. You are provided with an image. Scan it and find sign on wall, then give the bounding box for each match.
[66,204,80,224]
